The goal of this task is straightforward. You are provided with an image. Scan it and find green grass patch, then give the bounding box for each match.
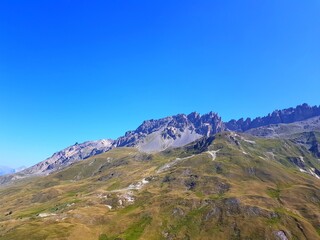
[266,214,281,225]
[17,207,47,218]
[122,214,152,240]
[169,207,207,236]
[119,204,140,214]
[209,193,225,200]
[99,234,111,240]
[49,200,80,212]
[65,190,79,197]
[267,187,280,200]
[106,181,121,191]
[274,207,302,219]
[195,191,205,198]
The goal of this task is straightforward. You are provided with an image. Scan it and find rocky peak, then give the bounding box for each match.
[135,117,175,134]
[114,112,225,151]
[115,104,320,151]
[197,112,224,136]
[226,104,320,131]
[187,112,201,122]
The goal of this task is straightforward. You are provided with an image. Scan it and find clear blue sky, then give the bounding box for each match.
[0,0,319,168]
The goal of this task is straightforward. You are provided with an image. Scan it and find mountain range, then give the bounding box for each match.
[1,103,320,240]
[2,103,319,182]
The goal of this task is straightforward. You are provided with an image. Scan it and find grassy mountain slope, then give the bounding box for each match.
[1,132,320,240]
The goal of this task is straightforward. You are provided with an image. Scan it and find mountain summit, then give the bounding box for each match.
[114,111,224,152]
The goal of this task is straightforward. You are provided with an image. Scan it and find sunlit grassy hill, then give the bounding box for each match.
[1,132,320,240]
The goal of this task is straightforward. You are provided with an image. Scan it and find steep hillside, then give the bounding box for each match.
[1,133,320,240]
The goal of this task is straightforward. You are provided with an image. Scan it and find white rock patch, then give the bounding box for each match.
[207,150,221,161]
[128,178,149,190]
[309,168,320,179]
[275,231,288,240]
[157,155,195,173]
[242,139,256,144]
[299,168,307,173]
[38,213,56,218]
[299,156,305,163]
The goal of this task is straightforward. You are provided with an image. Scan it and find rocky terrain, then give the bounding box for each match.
[22,139,114,175]
[1,103,320,184]
[226,103,320,132]
[116,103,320,152]
[115,103,320,152]
[114,112,224,152]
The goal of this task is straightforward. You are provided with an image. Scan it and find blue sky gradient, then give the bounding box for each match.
[0,0,320,167]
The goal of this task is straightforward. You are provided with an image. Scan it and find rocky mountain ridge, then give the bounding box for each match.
[114,111,224,152]
[1,103,319,183]
[0,140,113,182]
[226,103,320,131]
[24,139,113,175]
[115,103,320,151]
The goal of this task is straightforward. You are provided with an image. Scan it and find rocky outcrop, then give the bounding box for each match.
[290,131,320,158]
[274,231,288,240]
[226,103,320,132]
